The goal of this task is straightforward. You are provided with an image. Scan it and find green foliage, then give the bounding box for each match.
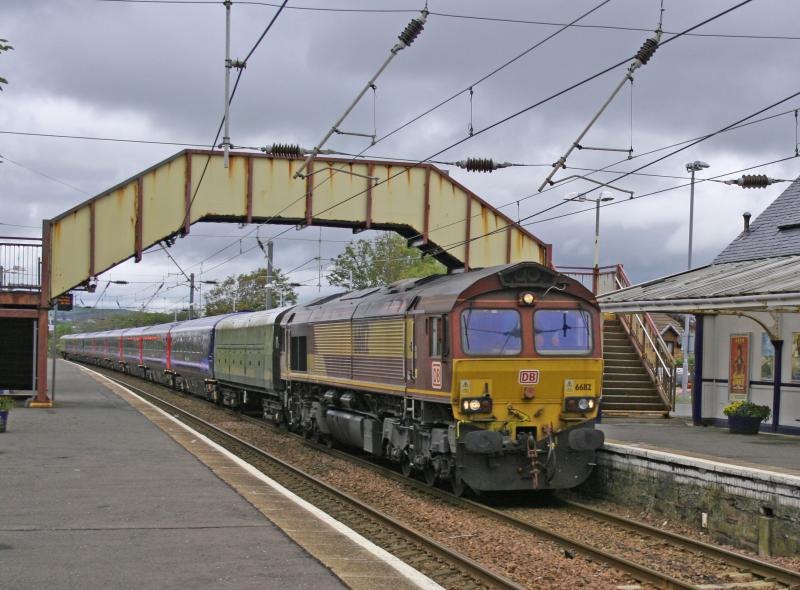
[0,396,15,411]
[723,400,771,421]
[327,233,446,290]
[0,38,13,91]
[204,266,297,316]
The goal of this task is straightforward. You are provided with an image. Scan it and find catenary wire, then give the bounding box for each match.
[415,86,800,258]
[524,154,799,228]
[97,0,800,41]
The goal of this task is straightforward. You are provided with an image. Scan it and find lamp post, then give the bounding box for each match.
[683,160,710,396]
[565,192,615,293]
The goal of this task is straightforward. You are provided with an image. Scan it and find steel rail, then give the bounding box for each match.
[101,373,524,590]
[560,499,800,589]
[94,368,800,589]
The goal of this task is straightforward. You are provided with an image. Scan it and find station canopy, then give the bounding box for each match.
[598,255,800,313]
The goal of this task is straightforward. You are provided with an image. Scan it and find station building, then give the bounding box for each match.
[600,176,800,434]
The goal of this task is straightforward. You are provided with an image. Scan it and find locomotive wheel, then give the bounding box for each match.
[450,475,467,497]
[400,456,413,478]
[423,464,437,487]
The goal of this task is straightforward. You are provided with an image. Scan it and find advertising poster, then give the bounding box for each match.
[729,334,750,398]
[793,333,800,381]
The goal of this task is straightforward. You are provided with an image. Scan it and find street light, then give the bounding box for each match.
[682,160,710,395]
[565,191,615,293]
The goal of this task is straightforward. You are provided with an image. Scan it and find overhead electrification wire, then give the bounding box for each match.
[428,90,800,258]
[524,154,800,228]
[0,153,92,195]
[404,103,800,245]
[97,0,800,41]
[288,0,756,235]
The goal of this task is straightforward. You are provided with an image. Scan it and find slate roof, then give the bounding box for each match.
[714,176,800,263]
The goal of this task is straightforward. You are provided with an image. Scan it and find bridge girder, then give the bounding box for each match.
[46,149,551,299]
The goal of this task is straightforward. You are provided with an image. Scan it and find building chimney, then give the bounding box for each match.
[743,211,752,233]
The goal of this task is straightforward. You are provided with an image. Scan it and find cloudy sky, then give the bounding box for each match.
[2,0,799,311]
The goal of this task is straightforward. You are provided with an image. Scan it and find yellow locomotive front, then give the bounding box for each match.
[445,265,605,492]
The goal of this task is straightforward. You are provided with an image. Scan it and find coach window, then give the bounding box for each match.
[429,316,448,358]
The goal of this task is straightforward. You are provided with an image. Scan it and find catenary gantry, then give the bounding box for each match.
[45,149,551,299]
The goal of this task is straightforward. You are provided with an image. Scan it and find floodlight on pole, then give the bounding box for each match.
[682,160,710,397]
[564,191,615,293]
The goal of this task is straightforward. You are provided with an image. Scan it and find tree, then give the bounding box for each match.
[0,39,13,91]
[327,232,446,290]
[204,266,297,316]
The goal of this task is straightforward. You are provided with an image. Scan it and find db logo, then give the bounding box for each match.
[519,369,540,385]
[431,361,443,390]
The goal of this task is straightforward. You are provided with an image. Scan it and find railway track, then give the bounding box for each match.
[95,366,800,590]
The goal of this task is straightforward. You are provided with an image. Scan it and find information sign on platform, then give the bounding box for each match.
[56,293,74,311]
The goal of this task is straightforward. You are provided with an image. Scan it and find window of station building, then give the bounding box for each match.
[760,334,775,381]
[290,336,308,372]
[534,309,592,355]
[429,316,448,358]
[461,309,522,356]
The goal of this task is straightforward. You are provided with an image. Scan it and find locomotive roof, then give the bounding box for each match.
[285,262,594,324]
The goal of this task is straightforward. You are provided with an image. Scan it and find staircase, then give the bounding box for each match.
[602,316,671,415]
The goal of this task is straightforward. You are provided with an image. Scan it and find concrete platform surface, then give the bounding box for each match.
[599,416,800,477]
[1,361,349,590]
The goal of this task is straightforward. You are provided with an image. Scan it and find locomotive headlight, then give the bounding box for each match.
[564,397,596,413]
[519,292,536,306]
[461,396,493,414]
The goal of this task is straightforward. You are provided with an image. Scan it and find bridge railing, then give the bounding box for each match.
[0,238,42,291]
[559,264,676,411]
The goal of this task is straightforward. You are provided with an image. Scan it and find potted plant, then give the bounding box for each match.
[0,396,14,433]
[723,400,770,434]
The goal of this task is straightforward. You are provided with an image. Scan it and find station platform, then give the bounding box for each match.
[2,361,439,590]
[598,416,800,477]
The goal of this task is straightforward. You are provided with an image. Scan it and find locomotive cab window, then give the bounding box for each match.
[534,309,592,355]
[461,309,522,356]
[290,335,308,372]
[429,316,448,358]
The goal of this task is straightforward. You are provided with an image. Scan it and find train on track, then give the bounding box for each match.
[62,261,605,494]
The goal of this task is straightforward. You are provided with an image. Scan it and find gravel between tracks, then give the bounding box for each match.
[558,495,800,574]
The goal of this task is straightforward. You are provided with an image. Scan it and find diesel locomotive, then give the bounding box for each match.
[62,261,605,494]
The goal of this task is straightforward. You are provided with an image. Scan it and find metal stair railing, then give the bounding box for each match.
[558,264,676,411]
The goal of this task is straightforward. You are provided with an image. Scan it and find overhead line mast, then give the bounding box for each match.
[293,7,429,179]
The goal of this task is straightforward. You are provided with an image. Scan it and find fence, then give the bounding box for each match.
[0,238,42,291]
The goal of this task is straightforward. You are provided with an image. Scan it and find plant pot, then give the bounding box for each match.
[0,410,8,433]
[728,415,762,435]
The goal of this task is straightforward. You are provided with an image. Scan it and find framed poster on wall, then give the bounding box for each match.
[729,334,750,398]
[792,333,800,381]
